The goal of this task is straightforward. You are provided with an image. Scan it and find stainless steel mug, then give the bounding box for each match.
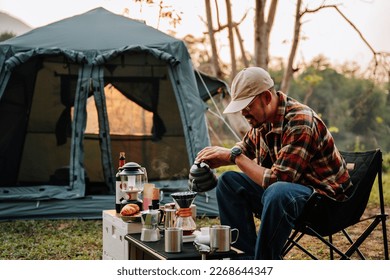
[164,208,176,229]
[164,227,183,253]
[209,225,239,252]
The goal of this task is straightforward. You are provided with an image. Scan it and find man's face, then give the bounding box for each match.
[241,93,268,128]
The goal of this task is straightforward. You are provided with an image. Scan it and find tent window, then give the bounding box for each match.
[85,84,153,136]
[58,75,165,143]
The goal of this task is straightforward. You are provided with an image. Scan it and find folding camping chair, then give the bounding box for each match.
[282,149,389,260]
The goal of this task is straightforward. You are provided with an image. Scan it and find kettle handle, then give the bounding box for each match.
[141,167,148,183]
[193,161,211,170]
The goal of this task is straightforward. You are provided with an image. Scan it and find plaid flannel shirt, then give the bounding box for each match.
[236,92,351,198]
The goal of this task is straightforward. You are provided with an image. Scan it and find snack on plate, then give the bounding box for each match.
[120,203,140,216]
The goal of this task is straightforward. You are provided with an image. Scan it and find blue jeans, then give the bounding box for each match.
[216,171,313,259]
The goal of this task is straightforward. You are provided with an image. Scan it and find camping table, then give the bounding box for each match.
[125,233,243,260]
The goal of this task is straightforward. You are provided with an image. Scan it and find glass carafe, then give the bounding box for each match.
[171,191,197,236]
[175,208,197,236]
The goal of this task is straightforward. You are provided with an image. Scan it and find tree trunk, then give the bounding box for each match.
[254,0,278,69]
[234,25,249,68]
[303,87,313,105]
[205,0,223,78]
[226,0,237,80]
[254,0,266,68]
[281,0,302,93]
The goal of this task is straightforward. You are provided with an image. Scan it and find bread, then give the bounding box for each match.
[120,203,140,216]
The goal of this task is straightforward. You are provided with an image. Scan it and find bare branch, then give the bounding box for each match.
[302,4,378,60]
[281,0,302,93]
[234,26,249,67]
[211,9,250,32]
[266,0,278,33]
[300,1,336,16]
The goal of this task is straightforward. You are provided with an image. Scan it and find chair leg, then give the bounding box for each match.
[289,239,319,260]
[341,229,366,259]
[283,215,389,260]
[377,158,389,260]
[343,216,383,259]
[283,230,305,257]
[328,235,334,260]
[306,228,350,259]
[380,215,389,260]
[283,228,321,259]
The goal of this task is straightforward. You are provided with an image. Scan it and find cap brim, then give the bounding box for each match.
[223,96,255,114]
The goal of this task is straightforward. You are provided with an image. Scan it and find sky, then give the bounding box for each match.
[0,0,389,70]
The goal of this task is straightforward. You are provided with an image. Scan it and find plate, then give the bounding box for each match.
[183,233,197,243]
[120,212,141,223]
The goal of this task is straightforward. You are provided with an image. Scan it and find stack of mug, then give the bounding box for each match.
[195,225,239,252]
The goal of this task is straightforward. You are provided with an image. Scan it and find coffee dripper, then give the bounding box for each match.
[170,191,197,236]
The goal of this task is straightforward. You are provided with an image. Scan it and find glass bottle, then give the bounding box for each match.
[115,152,126,213]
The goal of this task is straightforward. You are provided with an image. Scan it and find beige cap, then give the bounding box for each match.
[223,67,274,114]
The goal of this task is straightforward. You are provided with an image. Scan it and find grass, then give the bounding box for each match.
[0,173,389,260]
[0,219,102,260]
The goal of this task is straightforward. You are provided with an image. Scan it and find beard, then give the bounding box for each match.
[245,115,262,128]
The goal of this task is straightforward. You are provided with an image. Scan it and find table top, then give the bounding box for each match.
[125,232,243,260]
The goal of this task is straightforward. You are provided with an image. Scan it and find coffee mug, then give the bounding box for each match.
[209,225,239,252]
[164,227,183,253]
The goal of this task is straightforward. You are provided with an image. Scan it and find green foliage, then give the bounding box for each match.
[368,172,390,208]
[286,58,390,152]
[382,153,390,173]
[0,31,16,42]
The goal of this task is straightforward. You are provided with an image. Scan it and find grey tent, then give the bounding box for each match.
[0,7,225,220]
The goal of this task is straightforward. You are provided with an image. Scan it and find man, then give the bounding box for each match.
[196,67,351,259]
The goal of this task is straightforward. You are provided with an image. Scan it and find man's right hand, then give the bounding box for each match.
[195,146,232,169]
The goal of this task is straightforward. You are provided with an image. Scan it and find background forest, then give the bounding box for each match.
[205,60,390,153]
[1,0,389,153]
[179,0,390,154]
[285,59,390,153]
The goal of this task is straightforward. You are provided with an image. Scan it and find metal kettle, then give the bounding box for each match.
[140,206,160,242]
[188,161,218,193]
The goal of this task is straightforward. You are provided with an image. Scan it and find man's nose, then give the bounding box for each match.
[241,109,249,116]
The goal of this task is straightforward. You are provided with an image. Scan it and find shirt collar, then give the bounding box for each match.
[258,91,286,135]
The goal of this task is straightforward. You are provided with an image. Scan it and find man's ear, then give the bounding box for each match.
[263,90,272,105]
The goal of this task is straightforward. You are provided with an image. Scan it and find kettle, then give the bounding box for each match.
[140,206,161,242]
[188,161,218,193]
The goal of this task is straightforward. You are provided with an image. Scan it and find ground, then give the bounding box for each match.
[0,206,388,260]
[281,206,390,260]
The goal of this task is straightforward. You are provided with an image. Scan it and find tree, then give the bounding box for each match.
[281,2,390,93]
[253,0,278,69]
[288,59,389,152]
[126,0,183,29]
[226,0,237,80]
[205,0,223,77]
[280,0,302,93]
[0,32,16,42]
[124,1,390,146]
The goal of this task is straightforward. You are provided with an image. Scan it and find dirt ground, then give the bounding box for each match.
[283,206,390,260]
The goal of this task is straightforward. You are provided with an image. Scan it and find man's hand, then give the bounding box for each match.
[195,146,232,169]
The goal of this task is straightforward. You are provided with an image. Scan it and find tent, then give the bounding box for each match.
[0,7,226,220]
